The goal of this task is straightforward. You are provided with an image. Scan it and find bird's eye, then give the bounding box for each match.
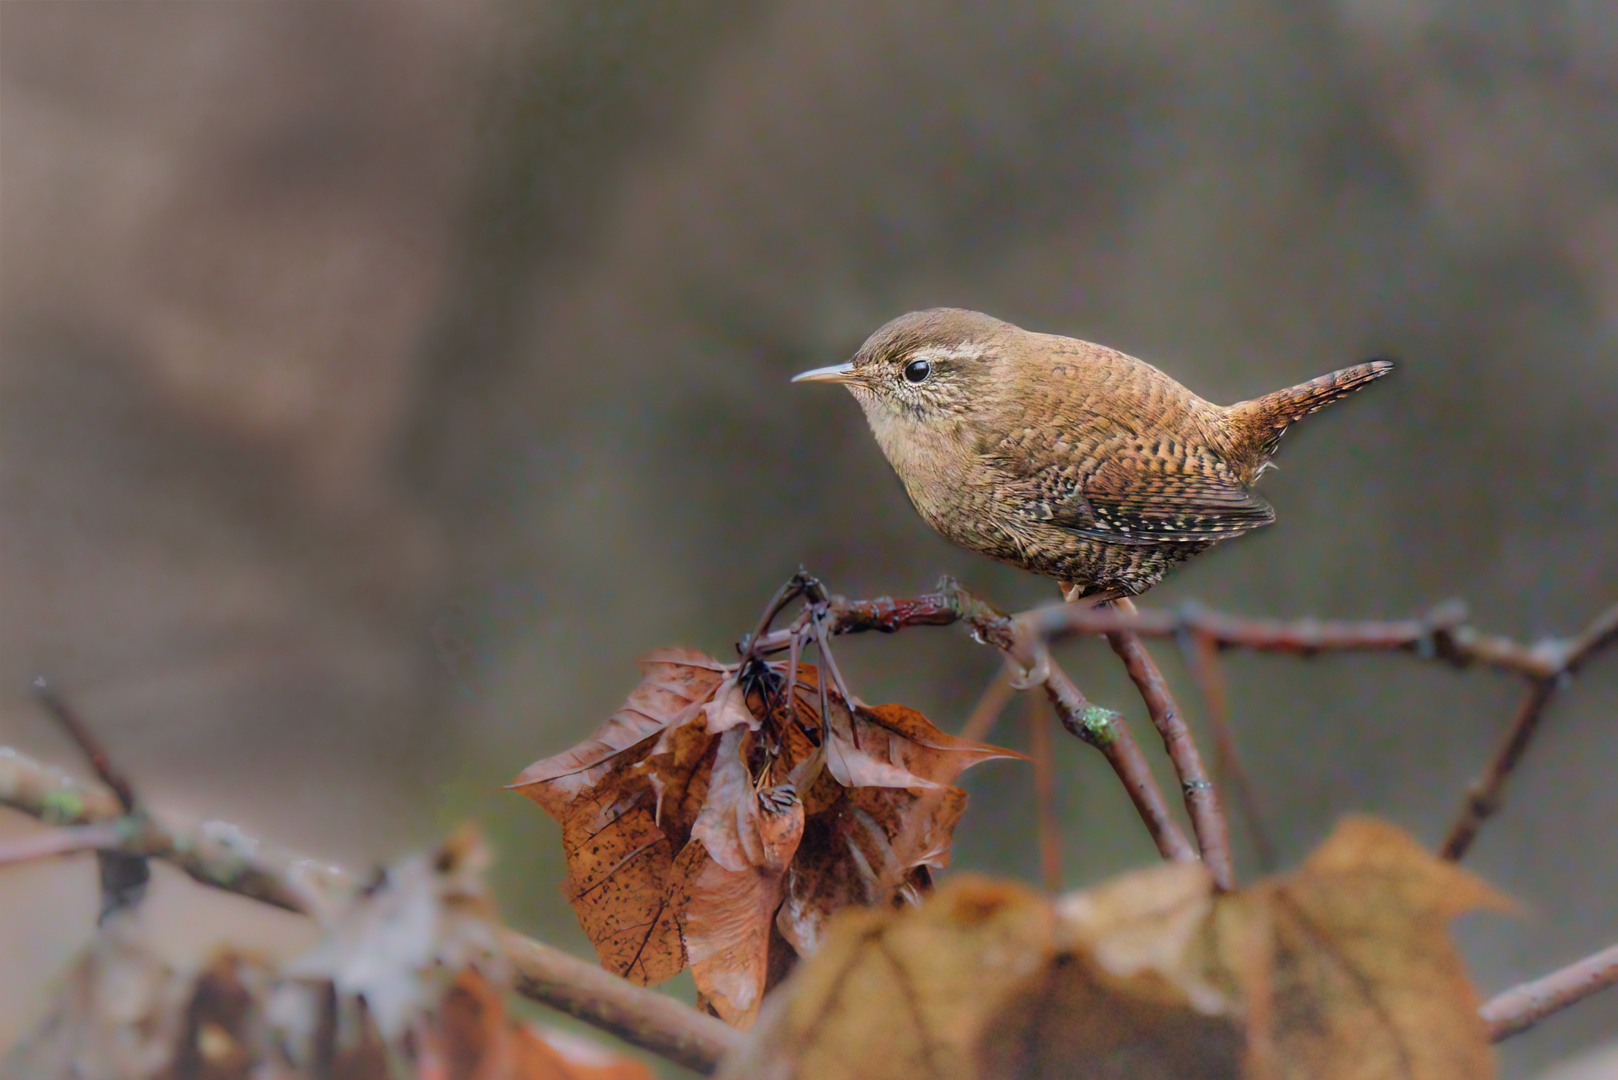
[903,359,932,384]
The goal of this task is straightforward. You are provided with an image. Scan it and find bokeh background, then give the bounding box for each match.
[3,2,1616,1076]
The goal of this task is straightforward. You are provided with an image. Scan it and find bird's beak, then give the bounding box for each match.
[791,362,856,385]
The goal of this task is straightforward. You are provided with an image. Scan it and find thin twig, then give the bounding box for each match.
[1440,680,1558,862]
[32,675,138,812]
[1105,599,1235,891]
[1482,940,1618,1042]
[0,746,330,912]
[1182,630,1275,870]
[1438,604,1618,861]
[1042,664,1197,863]
[1027,692,1062,892]
[33,675,151,918]
[957,664,1015,743]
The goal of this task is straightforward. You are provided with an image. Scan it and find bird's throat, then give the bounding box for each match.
[860,401,974,528]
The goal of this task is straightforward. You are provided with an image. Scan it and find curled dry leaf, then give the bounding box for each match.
[513,654,1019,1028]
[724,817,1508,1080]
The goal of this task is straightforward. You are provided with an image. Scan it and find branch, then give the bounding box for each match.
[500,927,740,1072]
[1483,941,1618,1042]
[1182,629,1275,869]
[32,676,139,811]
[1106,599,1234,890]
[1438,680,1557,862]
[0,746,742,1074]
[1024,600,1618,681]
[752,579,1197,864]
[1026,692,1062,892]
[1042,663,1198,863]
[1441,602,1618,860]
[1027,598,1618,861]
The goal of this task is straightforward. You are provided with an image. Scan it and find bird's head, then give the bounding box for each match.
[792,309,1011,447]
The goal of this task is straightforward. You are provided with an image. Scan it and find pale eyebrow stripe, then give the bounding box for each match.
[911,345,985,362]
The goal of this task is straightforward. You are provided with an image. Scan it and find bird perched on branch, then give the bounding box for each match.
[794,308,1392,603]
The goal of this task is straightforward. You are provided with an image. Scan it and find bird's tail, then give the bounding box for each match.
[1225,360,1394,457]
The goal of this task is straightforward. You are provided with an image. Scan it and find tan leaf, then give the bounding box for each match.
[729,817,1508,1080]
[724,876,1059,1080]
[990,862,1246,1080]
[1230,817,1512,1080]
[1055,859,1229,1015]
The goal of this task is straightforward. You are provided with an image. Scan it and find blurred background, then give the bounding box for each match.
[3,1,1616,1076]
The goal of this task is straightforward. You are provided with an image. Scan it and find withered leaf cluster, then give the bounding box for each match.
[724,818,1510,1080]
[511,649,1018,1028]
[3,827,652,1080]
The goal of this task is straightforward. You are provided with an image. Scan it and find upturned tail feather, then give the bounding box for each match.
[1226,359,1394,456]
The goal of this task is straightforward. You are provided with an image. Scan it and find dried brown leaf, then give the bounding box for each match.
[159,951,271,1080]
[691,728,757,873]
[510,649,729,816]
[685,784,807,1028]
[639,714,718,846]
[777,783,968,956]
[728,817,1508,1080]
[552,756,685,985]
[824,701,1024,791]
[517,653,1014,1024]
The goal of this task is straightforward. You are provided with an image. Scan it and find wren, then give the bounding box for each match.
[794,308,1392,602]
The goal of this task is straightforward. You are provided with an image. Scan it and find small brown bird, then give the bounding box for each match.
[794,308,1392,602]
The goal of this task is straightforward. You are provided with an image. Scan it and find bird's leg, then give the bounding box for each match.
[1058,580,1114,608]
